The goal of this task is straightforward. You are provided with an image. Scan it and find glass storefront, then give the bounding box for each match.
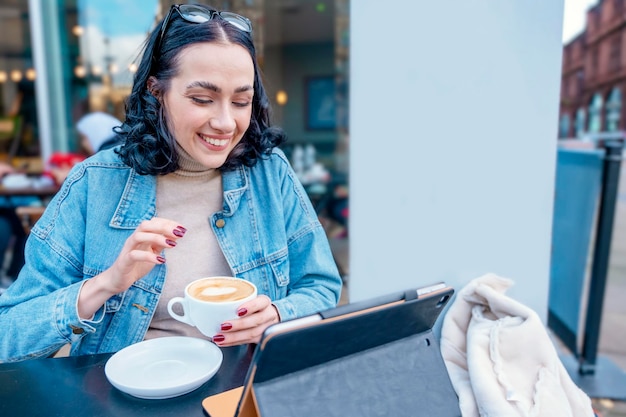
[1,0,350,291]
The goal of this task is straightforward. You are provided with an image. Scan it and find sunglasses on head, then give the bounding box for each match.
[154,4,252,58]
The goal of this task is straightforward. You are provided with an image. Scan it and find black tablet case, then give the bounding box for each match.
[204,285,461,417]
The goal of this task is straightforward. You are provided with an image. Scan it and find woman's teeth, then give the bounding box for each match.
[200,134,228,147]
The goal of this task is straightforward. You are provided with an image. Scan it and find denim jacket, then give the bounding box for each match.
[0,147,342,362]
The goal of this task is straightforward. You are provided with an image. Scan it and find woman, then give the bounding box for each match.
[0,4,342,362]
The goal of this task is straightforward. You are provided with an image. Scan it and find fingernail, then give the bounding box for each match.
[176,225,187,233]
[156,255,166,263]
[165,239,177,247]
[173,229,184,237]
[213,334,225,343]
[237,308,247,317]
[220,322,232,331]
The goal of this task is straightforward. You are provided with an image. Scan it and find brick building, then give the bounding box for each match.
[560,0,625,138]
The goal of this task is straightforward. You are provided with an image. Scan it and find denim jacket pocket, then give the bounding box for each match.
[266,252,290,300]
[269,251,290,287]
[238,249,290,300]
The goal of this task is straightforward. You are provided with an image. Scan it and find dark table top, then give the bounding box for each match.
[0,184,59,197]
[0,344,255,417]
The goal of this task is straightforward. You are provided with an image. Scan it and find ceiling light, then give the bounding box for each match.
[276,90,288,106]
[10,70,22,82]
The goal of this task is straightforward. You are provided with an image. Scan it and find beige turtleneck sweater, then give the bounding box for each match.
[144,145,232,340]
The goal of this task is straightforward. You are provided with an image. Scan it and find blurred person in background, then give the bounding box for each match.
[47,112,123,185]
[76,111,124,154]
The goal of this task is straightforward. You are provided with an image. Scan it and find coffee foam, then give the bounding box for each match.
[189,278,255,302]
[200,287,237,297]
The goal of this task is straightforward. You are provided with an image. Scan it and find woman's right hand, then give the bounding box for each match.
[103,218,187,294]
[77,218,186,319]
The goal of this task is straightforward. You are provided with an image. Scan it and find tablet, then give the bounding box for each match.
[203,283,460,417]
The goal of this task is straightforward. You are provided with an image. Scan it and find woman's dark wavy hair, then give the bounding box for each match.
[117,6,286,175]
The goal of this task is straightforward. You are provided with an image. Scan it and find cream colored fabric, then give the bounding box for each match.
[145,144,232,340]
[440,273,594,417]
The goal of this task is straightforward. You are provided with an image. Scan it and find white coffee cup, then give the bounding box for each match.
[167,277,257,337]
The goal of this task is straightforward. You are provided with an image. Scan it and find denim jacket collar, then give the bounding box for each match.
[111,164,250,226]
[110,170,157,229]
[221,165,248,217]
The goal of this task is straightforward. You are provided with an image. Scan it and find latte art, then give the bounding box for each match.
[200,286,237,297]
[189,278,255,302]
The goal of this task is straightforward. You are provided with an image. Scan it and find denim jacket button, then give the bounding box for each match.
[69,325,84,335]
[215,219,226,228]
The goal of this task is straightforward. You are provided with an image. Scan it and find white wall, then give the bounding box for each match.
[349,0,565,321]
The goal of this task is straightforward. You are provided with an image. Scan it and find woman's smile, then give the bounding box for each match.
[197,133,230,149]
[163,42,254,169]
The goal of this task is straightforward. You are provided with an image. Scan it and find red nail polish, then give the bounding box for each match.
[213,334,225,343]
[237,308,247,317]
[221,323,232,331]
[176,225,187,233]
[156,255,166,263]
[165,239,177,247]
[173,229,184,237]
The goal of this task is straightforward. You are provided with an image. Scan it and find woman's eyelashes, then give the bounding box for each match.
[188,96,250,107]
[190,96,212,104]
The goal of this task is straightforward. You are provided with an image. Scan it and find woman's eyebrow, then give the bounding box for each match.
[187,80,220,92]
[234,85,254,93]
[186,81,253,94]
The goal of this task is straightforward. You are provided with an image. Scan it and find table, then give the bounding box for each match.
[0,184,59,197]
[0,182,59,234]
[0,344,255,417]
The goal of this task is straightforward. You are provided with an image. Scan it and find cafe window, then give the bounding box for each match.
[575,107,586,138]
[587,93,603,132]
[605,87,622,132]
[559,113,571,138]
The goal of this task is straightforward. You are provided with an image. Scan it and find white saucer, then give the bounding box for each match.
[105,336,223,399]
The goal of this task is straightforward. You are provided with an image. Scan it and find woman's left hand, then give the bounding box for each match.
[211,295,280,346]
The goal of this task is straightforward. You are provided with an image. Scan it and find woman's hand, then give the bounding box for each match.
[211,295,280,346]
[102,218,186,294]
[77,217,186,319]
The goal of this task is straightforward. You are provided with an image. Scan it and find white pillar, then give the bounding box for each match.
[28,0,70,161]
[349,0,565,321]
